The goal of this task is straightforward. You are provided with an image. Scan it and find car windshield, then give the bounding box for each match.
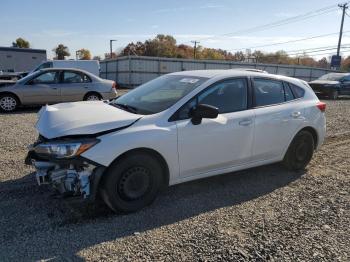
[112,75,208,115]
[318,73,346,81]
[16,71,41,84]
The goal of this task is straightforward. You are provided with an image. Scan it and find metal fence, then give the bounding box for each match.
[100,56,337,88]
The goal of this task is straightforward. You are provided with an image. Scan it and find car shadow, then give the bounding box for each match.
[0,106,41,115]
[0,164,304,261]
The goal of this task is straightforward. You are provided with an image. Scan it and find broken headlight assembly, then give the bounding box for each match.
[33,139,99,159]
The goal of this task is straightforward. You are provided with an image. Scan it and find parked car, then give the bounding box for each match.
[0,68,117,112]
[0,71,27,81]
[309,73,350,99]
[26,70,326,213]
[30,60,100,76]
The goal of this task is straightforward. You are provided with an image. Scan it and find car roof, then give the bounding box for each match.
[38,68,99,79]
[169,69,299,82]
[39,68,90,73]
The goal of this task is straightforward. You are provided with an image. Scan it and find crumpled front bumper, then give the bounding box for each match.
[26,150,105,201]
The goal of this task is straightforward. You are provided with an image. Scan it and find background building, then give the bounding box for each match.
[0,47,47,72]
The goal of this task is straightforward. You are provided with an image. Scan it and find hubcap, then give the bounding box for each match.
[118,166,151,200]
[86,95,100,101]
[0,96,17,111]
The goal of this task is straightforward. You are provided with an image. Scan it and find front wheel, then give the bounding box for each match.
[283,130,314,171]
[0,94,19,112]
[84,93,102,101]
[100,153,163,213]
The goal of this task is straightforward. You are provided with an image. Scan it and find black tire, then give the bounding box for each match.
[283,130,315,171]
[84,92,102,101]
[0,94,19,112]
[330,90,339,100]
[100,153,163,213]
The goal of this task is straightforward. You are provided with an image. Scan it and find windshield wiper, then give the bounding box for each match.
[113,103,139,113]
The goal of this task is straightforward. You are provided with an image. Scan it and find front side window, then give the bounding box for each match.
[253,79,285,107]
[31,71,58,84]
[113,75,208,115]
[177,78,248,120]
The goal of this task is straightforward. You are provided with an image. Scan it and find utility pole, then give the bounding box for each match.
[337,3,348,56]
[191,40,200,59]
[110,39,117,59]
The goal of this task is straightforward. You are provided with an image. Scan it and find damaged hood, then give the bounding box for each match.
[36,101,141,139]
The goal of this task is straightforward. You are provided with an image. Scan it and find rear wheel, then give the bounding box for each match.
[100,153,163,213]
[0,94,19,112]
[330,90,339,100]
[283,130,314,171]
[84,92,102,101]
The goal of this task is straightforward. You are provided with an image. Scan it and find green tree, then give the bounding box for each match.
[77,48,91,60]
[12,37,30,48]
[53,44,70,60]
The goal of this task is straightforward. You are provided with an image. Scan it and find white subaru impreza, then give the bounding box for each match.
[26,70,326,213]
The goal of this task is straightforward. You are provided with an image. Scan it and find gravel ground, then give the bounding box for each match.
[0,98,349,261]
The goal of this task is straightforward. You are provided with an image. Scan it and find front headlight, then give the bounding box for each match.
[33,139,99,159]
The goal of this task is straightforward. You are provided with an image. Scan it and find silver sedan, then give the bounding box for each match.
[0,68,118,112]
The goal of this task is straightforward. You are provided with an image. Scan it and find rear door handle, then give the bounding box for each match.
[291,111,301,118]
[239,119,253,126]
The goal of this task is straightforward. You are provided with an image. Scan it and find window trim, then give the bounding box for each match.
[169,77,251,122]
[251,77,303,109]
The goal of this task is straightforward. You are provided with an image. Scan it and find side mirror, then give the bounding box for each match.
[190,104,219,125]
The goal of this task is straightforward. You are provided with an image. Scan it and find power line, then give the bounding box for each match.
[229,31,350,52]
[182,2,343,45]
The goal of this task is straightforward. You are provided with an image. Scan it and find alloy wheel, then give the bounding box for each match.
[86,95,100,101]
[0,96,17,111]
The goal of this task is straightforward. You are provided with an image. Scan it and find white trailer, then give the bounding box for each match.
[31,60,100,76]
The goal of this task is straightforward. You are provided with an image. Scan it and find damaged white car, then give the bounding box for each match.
[26,70,326,213]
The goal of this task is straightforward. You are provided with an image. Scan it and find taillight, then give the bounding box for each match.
[316,102,326,112]
[112,82,117,89]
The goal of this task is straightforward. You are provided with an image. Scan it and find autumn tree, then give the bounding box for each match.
[120,41,146,56]
[12,37,30,48]
[104,52,117,59]
[77,48,91,60]
[53,44,70,60]
[144,34,177,57]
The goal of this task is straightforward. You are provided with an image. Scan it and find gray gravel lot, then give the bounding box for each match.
[0,98,349,261]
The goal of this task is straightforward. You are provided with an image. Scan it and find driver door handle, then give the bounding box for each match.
[239,119,253,126]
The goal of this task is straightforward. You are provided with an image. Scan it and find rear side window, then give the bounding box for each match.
[63,71,91,83]
[288,83,305,98]
[253,79,285,107]
[284,83,294,101]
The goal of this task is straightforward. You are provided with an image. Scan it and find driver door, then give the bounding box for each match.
[22,71,61,104]
[174,78,255,178]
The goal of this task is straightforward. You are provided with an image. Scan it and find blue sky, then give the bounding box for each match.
[1,0,349,59]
